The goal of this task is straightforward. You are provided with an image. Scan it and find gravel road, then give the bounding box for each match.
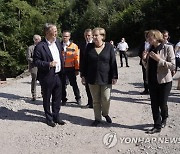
[0,56,180,154]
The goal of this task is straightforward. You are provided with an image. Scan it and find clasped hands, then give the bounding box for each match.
[142,50,160,62]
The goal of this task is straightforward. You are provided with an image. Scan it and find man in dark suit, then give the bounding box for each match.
[33,23,65,127]
[79,29,93,108]
[138,31,150,95]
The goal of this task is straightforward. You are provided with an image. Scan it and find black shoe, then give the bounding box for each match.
[161,119,167,128]
[88,104,93,108]
[126,65,130,67]
[91,120,100,127]
[54,119,66,125]
[81,104,93,109]
[146,127,161,134]
[140,90,149,95]
[31,97,36,101]
[46,120,56,127]
[104,115,112,123]
[41,92,43,98]
[76,98,82,105]
[62,101,66,106]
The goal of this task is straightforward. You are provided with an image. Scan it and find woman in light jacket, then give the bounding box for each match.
[142,29,175,134]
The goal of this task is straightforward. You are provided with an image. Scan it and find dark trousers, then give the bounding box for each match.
[41,74,62,121]
[85,81,93,106]
[149,81,172,128]
[176,57,180,71]
[119,51,128,66]
[62,68,81,101]
[141,64,148,92]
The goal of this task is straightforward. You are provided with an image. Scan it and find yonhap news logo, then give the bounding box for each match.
[103,132,180,148]
[102,132,118,148]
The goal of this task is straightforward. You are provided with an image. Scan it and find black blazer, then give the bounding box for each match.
[33,39,64,87]
[138,42,145,65]
[81,42,118,85]
[79,41,87,73]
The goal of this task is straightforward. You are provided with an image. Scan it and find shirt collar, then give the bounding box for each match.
[45,38,56,45]
[86,40,93,44]
[63,41,70,47]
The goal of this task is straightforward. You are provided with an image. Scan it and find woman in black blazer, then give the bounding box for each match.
[81,27,118,126]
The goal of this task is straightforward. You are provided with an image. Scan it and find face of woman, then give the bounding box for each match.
[93,30,103,44]
[147,35,158,46]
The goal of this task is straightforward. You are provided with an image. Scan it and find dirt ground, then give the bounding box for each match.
[0,56,180,154]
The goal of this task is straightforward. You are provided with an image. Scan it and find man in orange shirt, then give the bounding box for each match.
[61,30,81,105]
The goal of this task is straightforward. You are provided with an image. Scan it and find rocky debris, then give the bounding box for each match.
[0,57,180,154]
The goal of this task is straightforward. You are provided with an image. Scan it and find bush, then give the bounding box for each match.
[0,51,25,78]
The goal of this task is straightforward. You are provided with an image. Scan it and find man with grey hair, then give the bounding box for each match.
[26,34,41,101]
[33,23,65,127]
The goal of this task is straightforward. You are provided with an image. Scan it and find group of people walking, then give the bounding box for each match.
[27,23,118,127]
[27,23,178,134]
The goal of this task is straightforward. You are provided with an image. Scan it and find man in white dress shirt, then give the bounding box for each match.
[117,37,129,67]
[33,23,65,127]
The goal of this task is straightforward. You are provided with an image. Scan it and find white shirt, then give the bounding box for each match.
[175,42,180,58]
[144,41,150,51]
[86,39,93,44]
[63,41,70,52]
[117,42,129,51]
[46,39,61,73]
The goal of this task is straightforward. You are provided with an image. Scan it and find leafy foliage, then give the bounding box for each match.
[0,0,179,77]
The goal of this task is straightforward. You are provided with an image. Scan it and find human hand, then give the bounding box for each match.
[50,61,57,67]
[149,51,160,62]
[171,70,176,77]
[142,50,148,60]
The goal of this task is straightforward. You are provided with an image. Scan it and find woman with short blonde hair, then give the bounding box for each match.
[81,27,118,126]
[142,29,175,134]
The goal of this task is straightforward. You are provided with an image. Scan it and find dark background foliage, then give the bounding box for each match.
[0,0,179,77]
